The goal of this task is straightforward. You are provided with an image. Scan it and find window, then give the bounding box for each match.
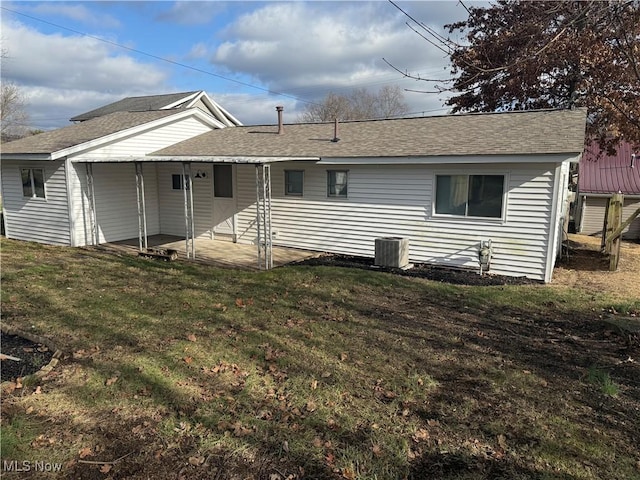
[435,174,505,218]
[214,165,233,198]
[21,168,45,198]
[285,170,304,196]
[327,170,348,198]
[172,174,190,190]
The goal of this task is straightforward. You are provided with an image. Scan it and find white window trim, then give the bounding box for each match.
[284,169,304,197]
[432,171,509,222]
[20,167,46,199]
[327,169,349,198]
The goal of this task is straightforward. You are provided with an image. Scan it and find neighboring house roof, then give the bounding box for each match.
[1,110,182,155]
[153,108,587,159]
[579,141,640,195]
[70,91,200,121]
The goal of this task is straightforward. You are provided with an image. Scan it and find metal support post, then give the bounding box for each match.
[85,163,98,245]
[135,162,148,251]
[255,164,272,270]
[182,162,195,259]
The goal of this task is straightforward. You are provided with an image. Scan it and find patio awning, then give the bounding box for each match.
[72,156,320,164]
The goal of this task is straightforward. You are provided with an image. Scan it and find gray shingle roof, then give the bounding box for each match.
[153,108,587,159]
[69,91,199,122]
[1,110,181,155]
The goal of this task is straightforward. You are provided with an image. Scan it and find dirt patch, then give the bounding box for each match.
[293,255,538,286]
[553,234,640,301]
[1,333,54,382]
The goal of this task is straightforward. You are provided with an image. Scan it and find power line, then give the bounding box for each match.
[0,5,320,107]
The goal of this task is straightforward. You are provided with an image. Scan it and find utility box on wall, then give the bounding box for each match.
[374,237,409,268]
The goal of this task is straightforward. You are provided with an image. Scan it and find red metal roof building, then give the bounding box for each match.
[576,141,640,239]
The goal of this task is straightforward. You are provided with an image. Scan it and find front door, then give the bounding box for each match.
[212,164,236,238]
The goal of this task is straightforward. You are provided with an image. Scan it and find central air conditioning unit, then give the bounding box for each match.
[375,237,409,268]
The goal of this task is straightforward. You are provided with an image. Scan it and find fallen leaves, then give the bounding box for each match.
[213,303,228,312]
[371,443,383,457]
[412,428,430,443]
[105,376,119,386]
[186,333,197,343]
[188,455,205,466]
[78,447,93,459]
[235,298,254,308]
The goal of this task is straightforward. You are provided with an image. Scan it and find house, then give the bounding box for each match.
[1,100,587,282]
[0,91,241,245]
[574,141,640,240]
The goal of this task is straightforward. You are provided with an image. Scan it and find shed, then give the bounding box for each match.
[575,141,640,239]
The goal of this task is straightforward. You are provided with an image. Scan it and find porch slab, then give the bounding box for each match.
[100,235,321,270]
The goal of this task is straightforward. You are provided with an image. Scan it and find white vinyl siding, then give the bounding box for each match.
[0,160,70,245]
[76,117,213,159]
[235,162,559,281]
[157,164,214,239]
[88,163,160,243]
[65,114,219,245]
[579,196,640,240]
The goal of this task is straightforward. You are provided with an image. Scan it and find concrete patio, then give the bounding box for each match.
[100,234,321,270]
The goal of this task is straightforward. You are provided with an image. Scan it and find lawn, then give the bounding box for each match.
[1,237,639,479]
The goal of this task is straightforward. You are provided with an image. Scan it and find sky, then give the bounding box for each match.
[0,1,483,131]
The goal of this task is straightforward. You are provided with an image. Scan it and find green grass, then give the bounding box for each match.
[586,366,620,396]
[1,237,639,479]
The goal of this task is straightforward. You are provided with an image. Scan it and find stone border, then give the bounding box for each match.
[1,325,63,382]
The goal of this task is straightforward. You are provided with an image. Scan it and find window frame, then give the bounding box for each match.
[171,173,190,191]
[327,169,349,198]
[284,170,304,197]
[433,172,507,221]
[21,167,46,199]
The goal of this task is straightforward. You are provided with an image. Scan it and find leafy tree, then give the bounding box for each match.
[300,86,408,122]
[444,1,640,151]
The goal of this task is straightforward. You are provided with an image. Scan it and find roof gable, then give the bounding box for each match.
[153,108,587,159]
[579,141,640,195]
[0,109,216,158]
[70,91,200,122]
[69,91,242,127]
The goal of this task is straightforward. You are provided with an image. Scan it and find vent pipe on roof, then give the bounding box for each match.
[632,153,636,169]
[276,106,284,134]
[331,117,340,143]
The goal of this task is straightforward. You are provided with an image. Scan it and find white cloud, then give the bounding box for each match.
[27,2,121,29]
[186,42,209,60]
[209,1,464,116]
[1,17,169,129]
[22,86,125,130]
[155,1,225,26]
[209,92,300,126]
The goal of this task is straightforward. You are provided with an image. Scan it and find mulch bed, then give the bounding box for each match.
[1,332,54,382]
[293,254,539,286]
